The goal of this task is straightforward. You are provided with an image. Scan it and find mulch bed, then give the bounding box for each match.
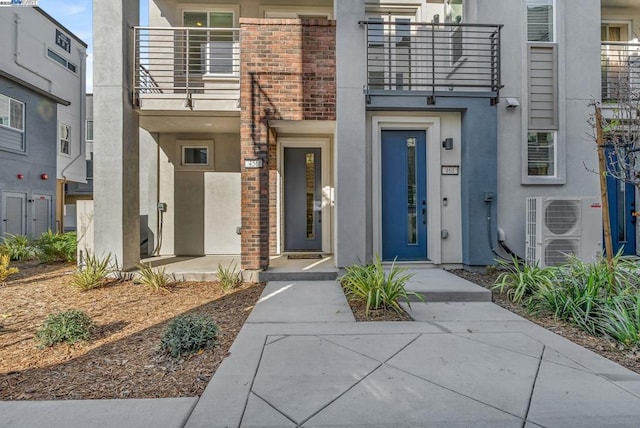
[0,262,264,400]
[451,269,640,375]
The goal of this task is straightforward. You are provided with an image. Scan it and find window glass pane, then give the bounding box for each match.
[527,132,555,176]
[67,62,77,73]
[184,12,208,27]
[47,49,68,67]
[10,100,23,131]
[305,153,315,240]
[407,137,417,245]
[60,124,71,155]
[86,120,93,141]
[209,12,233,28]
[183,147,208,164]
[527,0,553,42]
[0,95,10,127]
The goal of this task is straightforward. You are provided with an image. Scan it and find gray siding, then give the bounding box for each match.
[0,126,24,152]
[528,44,558,130]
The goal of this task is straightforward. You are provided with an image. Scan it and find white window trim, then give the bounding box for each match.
[176,140,214,171]
[522,130,565,185]
[0,93,25,133]
[526,0,556,44]
[600,20,633,42]
[371,115,442,264]
[59,123,71,157]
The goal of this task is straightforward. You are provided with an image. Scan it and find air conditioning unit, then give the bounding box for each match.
[525,197,603,267]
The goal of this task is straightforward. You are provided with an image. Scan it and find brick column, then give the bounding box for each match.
[240,18,335,271]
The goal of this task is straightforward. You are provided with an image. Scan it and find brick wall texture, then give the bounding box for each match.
[239,18,336,270]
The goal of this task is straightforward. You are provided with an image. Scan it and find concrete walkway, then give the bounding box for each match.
[3,269,640,427]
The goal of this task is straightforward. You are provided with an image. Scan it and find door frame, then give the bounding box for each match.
[278,138,332,254]
[372,116,442,263]
[32,194,53,238]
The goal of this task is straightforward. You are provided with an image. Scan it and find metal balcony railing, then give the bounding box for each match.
[360,21,502,104]
[133,26,240,105]
[601,42,640,103]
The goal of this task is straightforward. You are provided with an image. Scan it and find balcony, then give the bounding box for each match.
[133,26,240,111]
[361,21,502,104]
[601,42,640,103]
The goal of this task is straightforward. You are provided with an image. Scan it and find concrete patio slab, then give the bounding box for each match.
[246,281,354,323]
[403,301,524,322]
[0,397,198,428]
[303,365,523,428]
[456,331,545,359]
[252,335,380,424]
[527,359,640,427]
[404,269,492,302]
[260,255,338,281]
[241,393,296,427]
[318,333,419,362]
[386,333,541,418]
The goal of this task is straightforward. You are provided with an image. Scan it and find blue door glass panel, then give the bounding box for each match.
[382,130,427,260]
[606,149,636,256]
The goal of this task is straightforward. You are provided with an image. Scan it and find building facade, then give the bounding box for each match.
[0,6,87,238]
[92,0,639,272]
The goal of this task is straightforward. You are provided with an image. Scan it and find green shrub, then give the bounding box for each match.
[160,314,218,358]
[595,295,640,346]
[137,262,174,291]
[0,234,35,261]
[35,309,94,346]
[0,254,19,284]
[217,261,241,293]
[492,257,556,303]
[72,253,111,291]
[35,230,77,263]
[341,256,420,316]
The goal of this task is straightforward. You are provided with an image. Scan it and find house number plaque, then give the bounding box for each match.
[244,158,263,169]
[441,165,459,175]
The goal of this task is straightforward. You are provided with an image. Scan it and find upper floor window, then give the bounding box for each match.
[527,131,555,177]
[445,0,463,25]
[0,93,24,132]
[183,10,236,76]
[59,123,71,155]
[47,48,77,74]
[527,0,554,42]
[85,120,93,142]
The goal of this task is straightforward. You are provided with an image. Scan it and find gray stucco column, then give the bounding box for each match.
[335,0,367,268]
[92,0,140,269]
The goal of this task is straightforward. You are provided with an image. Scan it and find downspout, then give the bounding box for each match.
[13,13,53,93]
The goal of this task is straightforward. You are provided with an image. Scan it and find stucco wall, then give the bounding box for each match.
[156,133,241,256]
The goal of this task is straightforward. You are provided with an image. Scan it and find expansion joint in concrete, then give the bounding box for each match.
[522,345,545,427]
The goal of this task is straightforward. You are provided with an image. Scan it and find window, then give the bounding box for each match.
[85,120,93,141]
[47,48,77,73]
[59,123,71,155]
[183,10,236,75]
[0,94,24,132]
[527,131,555,176]
[445,0,463,25]
[182,146,209,165]
[527,0,554,42]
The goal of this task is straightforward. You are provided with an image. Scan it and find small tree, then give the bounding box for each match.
[590,58,640,265]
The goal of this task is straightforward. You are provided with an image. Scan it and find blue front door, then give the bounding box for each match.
[381,130,427,261]
[606,173,636,256]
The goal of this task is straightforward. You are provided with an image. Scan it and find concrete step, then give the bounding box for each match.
[259,270,338,282]
[404,269,492,302]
